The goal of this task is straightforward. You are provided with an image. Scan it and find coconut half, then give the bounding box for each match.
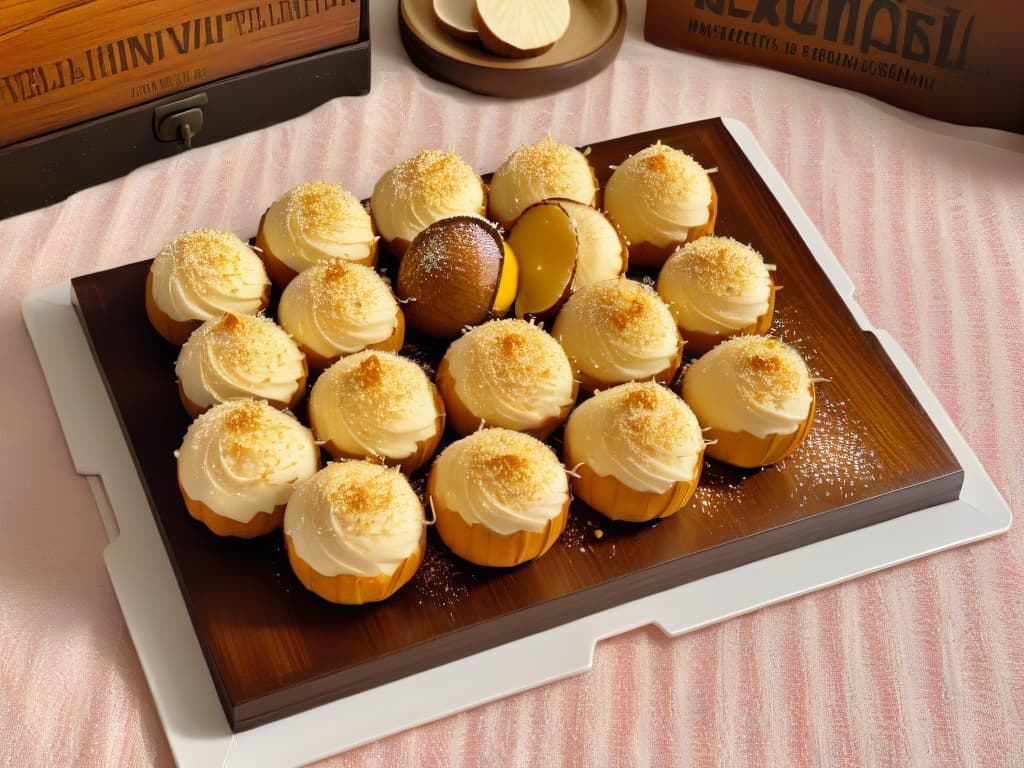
[472,0,572,58]
[433,0,479,41]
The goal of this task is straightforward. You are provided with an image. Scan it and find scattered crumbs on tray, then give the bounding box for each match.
[412,546,470,607]
[561,511,587,552]
[560,511,616,556]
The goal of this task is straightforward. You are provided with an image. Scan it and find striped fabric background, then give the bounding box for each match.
[1,2,1021,766]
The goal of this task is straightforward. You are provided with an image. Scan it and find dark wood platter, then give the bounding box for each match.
[71,118,963,732]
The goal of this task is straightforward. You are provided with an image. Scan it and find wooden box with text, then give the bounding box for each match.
[644,0,1023,133]
[0,0,368,217]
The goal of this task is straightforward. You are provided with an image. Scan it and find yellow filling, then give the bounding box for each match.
[492,242,519,315]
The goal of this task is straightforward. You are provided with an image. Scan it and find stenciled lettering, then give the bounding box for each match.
[1,0,349,109]
[691,0,976,71]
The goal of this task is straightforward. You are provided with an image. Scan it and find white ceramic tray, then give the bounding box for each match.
[23,118,1011,767]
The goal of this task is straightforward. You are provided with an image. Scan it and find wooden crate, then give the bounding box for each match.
[0,0,368,217]
[644,0,1023,133]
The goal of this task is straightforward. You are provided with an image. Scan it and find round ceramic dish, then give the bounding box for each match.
[398,0,627,98]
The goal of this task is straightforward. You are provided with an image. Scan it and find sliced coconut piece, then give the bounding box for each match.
[433,0,479,41]
[509,201,579,322]
[553,198,629,290]
[473,0,572,59]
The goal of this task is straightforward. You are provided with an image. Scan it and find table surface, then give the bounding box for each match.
[3,1,1022,766]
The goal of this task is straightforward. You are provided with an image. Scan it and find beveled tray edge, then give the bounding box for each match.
[22,118,1012,768]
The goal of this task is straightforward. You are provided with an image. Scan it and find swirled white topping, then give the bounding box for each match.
[149,229,269,322]
[488,135,597,226]
[657,236,772,335]
[552,277,681,384]
[444,319,575,431]
[370,149,486,248]
[604,143,712,248]
[177,400,319,523]
[565,381,703,494]
[278,258,401,360]
[682,336,813,438]
[556,200,627,290]
[285,461,425,578]
[260,181,377,272]
[431,428,568,535]
[176,314,306,410]
[308,350,442,462]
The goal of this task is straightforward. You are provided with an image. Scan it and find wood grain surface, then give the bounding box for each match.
[71,118,963,732]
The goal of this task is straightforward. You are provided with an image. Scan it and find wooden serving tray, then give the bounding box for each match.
[71,118,963,733]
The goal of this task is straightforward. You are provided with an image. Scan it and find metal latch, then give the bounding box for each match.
[153,94,208,149]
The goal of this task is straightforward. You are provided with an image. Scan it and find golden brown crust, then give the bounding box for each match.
[285,529,426,604]
[375,155,489,260]
[179,484,285,538]
[176,362,308,419]
[434,340,577,440]
[147,269,271,347]
[625,178,718,269]
[255,209,379,288]
[316,384,446,475]
[678,277,778,356]
[295,307,406,371]
[702,384,816,468]
[427,466,569,567]
[145,270,201,345]
[572,347,683,395]
[254,214,299,288]
[563,429,703,523]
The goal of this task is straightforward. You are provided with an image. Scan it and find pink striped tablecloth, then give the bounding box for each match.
[2,2,1022,765]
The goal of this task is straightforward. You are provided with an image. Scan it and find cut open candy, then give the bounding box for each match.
[396,215,519,339]
[509,200,579,322]
[550,198,629,289]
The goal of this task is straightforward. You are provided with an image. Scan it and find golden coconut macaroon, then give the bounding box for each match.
[370,149,487,257]
[175,313,307,418]
[681,335,816,468]
[177,399,319,538]
[428,428,570,567]
[146,228,270,345]
[436,318,577,439]
[308,349,445,474]
[277,257,405,369]
[563,381,705,523]
[487,135,598,230]
[255,180,378,287]
[656,236,777,354]
[551,276,682,393]
[603,142,717,268]
[284,461,427,604]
